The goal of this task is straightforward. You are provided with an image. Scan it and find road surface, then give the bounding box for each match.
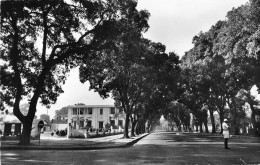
[1,132,260,164]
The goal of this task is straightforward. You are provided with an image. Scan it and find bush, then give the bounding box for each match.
[59,130,67,136]
[68,130,85,138]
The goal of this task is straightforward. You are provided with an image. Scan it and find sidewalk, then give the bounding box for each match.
[0,133,149,150]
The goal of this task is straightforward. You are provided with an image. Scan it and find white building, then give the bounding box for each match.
[67,105,125,130]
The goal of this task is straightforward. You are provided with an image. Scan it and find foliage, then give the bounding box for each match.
[79,29,180,137]
[0,0,145,144]
[179,0,260,135]
[163,101,190,131]
[55,106,68,118]
[40,114,50,122]
[72,115,84,126]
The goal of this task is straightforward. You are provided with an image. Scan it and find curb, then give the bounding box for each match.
[123,133,149,147]
[231,135,259,139]
[0,133,149,150]
[183,132,259,139]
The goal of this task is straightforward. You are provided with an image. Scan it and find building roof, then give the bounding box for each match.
[68,105,115,108]
[3,114,21,123]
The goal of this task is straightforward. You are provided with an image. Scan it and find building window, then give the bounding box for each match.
[79,108,84,115]
[80,120,84,128]
[88,108,92,115]
[87,120,92,128]
[73,108,77,115]
[110,120,115,126]
[73,121,76,129]
[99,122,103,129]
[118,120,123,127]
[110,107,115,114]
[100,109,103,115]
[84,109,88,115]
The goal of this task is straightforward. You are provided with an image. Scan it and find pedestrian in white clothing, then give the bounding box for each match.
[222,119,230,149]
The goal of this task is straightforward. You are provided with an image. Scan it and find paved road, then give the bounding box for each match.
[1,132,260,164]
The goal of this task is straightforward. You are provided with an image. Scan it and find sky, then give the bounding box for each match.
[34,0,254,119]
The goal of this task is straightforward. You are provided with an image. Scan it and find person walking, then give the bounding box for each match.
[222,119,231,149]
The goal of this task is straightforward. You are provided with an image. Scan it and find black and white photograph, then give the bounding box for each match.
[1,0,260,164]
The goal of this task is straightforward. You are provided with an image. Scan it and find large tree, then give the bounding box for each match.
[212,0,260,134]
[0,0,141,145]
[79,3,150,138]
[179,0,260,135]
[79,36,180,138]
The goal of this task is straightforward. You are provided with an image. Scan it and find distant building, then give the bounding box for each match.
[50,108,68,131]
[0,112,22,136]
[67,105,125,130]
[51,119,67,131]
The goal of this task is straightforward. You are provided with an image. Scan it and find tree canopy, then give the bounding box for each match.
[0,0,150,144]
[179,0,260,135]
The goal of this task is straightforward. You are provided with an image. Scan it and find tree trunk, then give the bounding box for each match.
[178,123,182,131]
[19,117,33,145]
[228,98,240,135]
[249,102,259,136]
[124,113,130,138]
[145,121,148,133]
[134,121,139,135]
[176,120,181,131]
[218,110,224,134]
[232,102,240,135]
[185,125,189,132]
[204,120,209,133]
[142,121,145,133]
[136,122,140,135]
[146,120,150,133]
[131,118,137,137]
[141,122,145,134]
[195,124,198,132]
[209,110,216,133]
[199,121,203,133]
[242,119,247,134]
[217,94,226,134]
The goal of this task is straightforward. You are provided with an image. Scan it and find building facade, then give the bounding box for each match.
[51,119,67,131]
[67,105,125,130]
